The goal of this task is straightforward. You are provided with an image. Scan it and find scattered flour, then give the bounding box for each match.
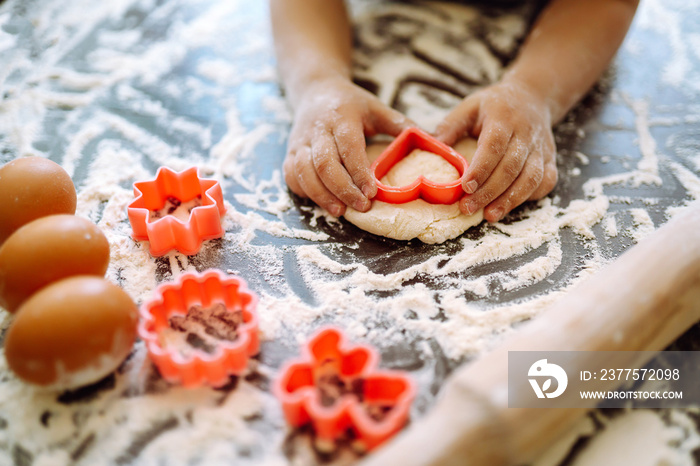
[628,208,656,244]
[637,0,700,94]
[0,0,698,464]
[603,213,619,238]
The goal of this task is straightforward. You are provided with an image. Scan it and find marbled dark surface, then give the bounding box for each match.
[0,0,699,464]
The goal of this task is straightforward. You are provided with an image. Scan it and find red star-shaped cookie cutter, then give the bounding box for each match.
[274,327,416,451]
[371,127,468,204]
[127,166,226,256]
[138,269,259,388]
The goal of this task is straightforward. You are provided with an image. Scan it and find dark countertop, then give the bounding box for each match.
[0,0,699,464]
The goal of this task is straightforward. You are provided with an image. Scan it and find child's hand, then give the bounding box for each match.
[284,78,412,217]
[435,81,558,222]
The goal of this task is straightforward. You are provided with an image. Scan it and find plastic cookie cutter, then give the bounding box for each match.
[127,166,226,257]
[273,327,416,452]
[371,127,468,204]
[138,269,259,388]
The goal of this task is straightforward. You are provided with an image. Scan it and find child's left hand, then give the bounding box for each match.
[434,80,558,222]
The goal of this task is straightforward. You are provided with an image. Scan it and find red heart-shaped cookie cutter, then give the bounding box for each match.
[371,127,468,204]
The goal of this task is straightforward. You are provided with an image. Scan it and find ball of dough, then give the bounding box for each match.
[344,139,483,243]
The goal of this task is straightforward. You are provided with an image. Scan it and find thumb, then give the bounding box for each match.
[434,96,480,146]
[369,102,415,137]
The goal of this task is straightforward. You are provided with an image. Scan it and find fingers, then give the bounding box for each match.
[461,119,514,196]
[369,101,414,137]
[360,103,415,199]
[340,101,413,200]
[435,83,559,222]
[459,132,525,216]
[283,153,304,197]
[434,97,479,147]
[482,153,544,223]
[333,119,376,199]
[283,84,415,214]
[529,160,557,200]
[310,130,372,213]
[294,145,346,217]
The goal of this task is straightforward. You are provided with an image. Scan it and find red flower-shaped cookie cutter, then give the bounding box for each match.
[274,327,416,451]
[371,127,468,204]
[138,269,259,388]
[127,166,226,256]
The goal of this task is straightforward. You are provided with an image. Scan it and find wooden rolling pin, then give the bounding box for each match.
[363,201,700,466]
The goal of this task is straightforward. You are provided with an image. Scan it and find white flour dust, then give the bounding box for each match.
[0,0,699,464]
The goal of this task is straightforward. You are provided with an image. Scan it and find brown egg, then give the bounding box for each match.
[0,215,110,312]
[4,276,138,389]
[0,156,77,244]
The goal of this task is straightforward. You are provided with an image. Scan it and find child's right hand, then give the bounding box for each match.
[283,77,412,217]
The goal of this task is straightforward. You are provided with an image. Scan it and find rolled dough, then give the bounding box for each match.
[344,139,483,243]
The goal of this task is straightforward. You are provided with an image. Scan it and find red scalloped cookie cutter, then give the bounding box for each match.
[371,127,468,204]
[274,327,416,452]
[127,166,226,257]
[138,269,259,388]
